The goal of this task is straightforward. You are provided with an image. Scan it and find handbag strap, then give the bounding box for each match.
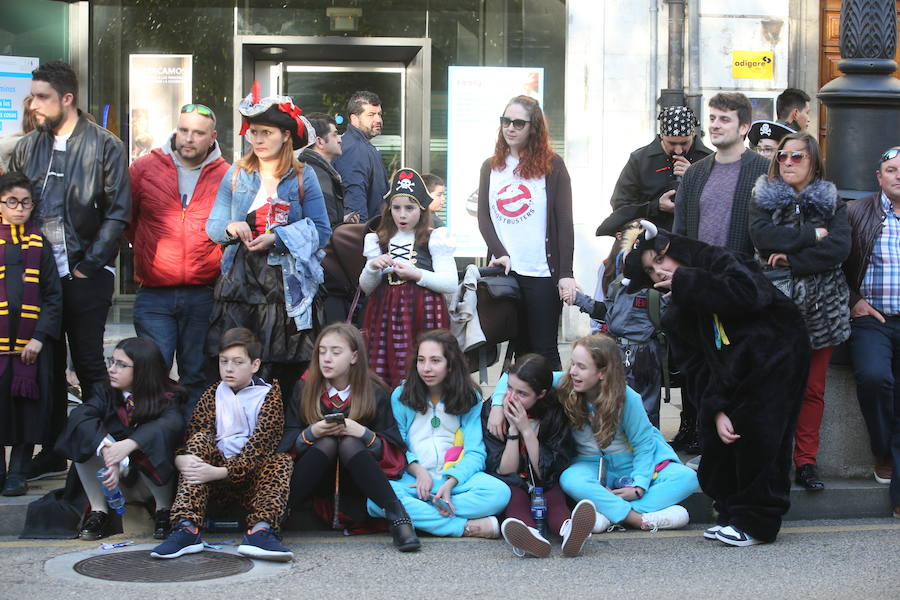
[346,286,362,323]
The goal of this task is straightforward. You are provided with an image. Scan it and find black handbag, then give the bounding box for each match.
[762,265,793,298]
[476,266,521,301]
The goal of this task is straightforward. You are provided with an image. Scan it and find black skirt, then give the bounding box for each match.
[206,244,311,365]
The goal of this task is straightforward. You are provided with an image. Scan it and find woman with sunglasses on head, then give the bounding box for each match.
[749,132,851,492]
[206,85,331,403]
[477,95,575,369]
[57,337,186,540]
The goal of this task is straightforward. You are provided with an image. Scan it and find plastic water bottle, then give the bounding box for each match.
[530,487,548,538]
[612,475,635,490]
[96,468,126,514]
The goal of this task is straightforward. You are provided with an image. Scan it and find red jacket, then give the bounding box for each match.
[128,147,229,287]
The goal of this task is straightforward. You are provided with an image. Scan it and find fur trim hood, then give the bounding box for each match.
[752,175,838,219]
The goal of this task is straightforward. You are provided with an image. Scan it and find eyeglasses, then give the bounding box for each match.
[181,103,215,118]
[881,148,900,163]
[106,357,133,370]
[499,116,530,130]
[776,151,809,164]
[0,198,34,209]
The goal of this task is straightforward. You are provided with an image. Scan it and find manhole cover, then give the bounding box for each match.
[73,550,254,582]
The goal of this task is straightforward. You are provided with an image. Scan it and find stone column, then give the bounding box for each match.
[817,0,899,479]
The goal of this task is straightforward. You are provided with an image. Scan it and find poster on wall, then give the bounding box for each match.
[447,66,544,256]
[128,54,192,163]
[0,55,38,137]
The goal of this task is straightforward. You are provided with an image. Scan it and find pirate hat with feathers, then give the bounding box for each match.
[384,168,432,210]
[238,80,315,150]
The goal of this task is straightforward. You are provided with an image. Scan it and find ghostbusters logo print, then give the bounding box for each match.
[493,183,534,223]
[396,170,416,192]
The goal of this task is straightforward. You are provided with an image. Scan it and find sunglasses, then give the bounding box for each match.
[881,148,900,163]
[181,103,215,117]
[499,116,531,130]
[776,151,808,164]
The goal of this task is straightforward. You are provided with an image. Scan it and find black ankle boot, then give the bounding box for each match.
[669,414,695,451]
[385,500,420,552]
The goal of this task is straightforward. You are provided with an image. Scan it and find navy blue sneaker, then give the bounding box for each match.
[150,519,204,559]
[237,526,294,562]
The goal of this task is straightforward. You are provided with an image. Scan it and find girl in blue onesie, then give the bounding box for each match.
[491,334,697,532]
[367,329,510,538]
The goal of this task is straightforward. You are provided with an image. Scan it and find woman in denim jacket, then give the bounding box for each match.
[206,86,331,402]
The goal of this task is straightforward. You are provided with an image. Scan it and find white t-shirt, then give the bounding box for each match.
[487,155,550,277]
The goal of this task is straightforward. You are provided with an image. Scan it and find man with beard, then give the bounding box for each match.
[333,91,389,221]
[9,60,130,479]
[127,104,229,416]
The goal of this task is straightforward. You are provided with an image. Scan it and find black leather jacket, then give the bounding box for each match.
[844,192,886,309]
[9,115,130,276]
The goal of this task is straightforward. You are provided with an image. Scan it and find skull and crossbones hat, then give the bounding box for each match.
[384,168,432,210]
[238,80,315,150]
[748,120,794,147]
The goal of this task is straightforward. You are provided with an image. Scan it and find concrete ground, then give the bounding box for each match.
[1,519,897,599]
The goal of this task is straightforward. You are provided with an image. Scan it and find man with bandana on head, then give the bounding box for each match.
[608,106,711,231]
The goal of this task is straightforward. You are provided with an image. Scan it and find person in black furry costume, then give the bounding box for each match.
[622,220,810,546]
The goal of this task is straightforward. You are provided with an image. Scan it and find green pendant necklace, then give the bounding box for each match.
[430,396,441,428]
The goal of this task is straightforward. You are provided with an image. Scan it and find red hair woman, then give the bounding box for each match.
[477,95,575,370]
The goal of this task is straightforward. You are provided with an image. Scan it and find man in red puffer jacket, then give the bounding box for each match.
[128,104,229,417]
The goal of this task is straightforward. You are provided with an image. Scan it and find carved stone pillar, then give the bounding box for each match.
[818,0,900,199]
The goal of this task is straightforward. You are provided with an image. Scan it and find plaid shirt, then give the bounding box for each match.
[860,192,900,315]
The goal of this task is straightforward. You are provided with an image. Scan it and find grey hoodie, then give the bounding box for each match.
[161,131,222,206]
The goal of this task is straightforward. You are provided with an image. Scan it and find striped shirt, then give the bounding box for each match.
[861,192,900,315]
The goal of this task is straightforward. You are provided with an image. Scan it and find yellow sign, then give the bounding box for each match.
[732,51,774,79]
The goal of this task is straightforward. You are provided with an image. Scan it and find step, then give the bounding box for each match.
[0,474,892,538]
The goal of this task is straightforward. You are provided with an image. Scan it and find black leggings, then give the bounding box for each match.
[288,435,398,515]
[514,274,562,370]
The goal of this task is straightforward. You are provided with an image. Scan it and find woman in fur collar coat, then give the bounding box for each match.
[622,221,810,546]
[749,133,851,491]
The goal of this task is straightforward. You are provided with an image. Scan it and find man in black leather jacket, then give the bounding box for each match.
[9,60,130,479]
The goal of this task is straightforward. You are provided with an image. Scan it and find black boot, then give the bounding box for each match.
[669,413,695,451]
[384,500,420,552]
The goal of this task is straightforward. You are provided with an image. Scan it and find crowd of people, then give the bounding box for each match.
[0,59,896,564]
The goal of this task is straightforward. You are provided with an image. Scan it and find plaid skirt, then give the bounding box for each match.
[362,282,449,388]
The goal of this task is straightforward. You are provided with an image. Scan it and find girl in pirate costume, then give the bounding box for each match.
[0,172,61,498]
[359,168,457,388]
[58,337,186,541]
[279,322,420,551]
[206,84,332,402]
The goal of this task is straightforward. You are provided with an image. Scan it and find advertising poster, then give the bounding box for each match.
[0,55,38,136]
[447,66,543,256]
[128,54,192,163]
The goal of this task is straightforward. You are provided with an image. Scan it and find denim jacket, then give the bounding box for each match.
[206,164,332,273]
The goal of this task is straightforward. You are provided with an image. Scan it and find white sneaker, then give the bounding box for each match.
[715,525,765,547]
[592,511,612,533]
[501,518,550,558]
[640,505,690,532]
[703,524,723,539]
[464,515,500,539]
[560,499,596,557]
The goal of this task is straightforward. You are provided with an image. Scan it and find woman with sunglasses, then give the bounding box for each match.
[477,95,574,370]
[749,131,851,491]
[206,85,331,403]
[57,337,186,540]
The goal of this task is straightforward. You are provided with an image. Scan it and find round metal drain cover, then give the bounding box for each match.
[73,550,254,582]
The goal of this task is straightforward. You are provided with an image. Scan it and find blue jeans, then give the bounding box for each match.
[133,285,214,411]
[848,314,900,505]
